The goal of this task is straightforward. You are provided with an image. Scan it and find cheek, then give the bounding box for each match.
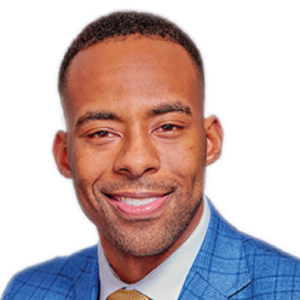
[70,148,114,222]
[70,143,114,182]
[159,139,205,178]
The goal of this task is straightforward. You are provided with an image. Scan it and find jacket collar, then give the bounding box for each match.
[72,245,100,300]
[179,199,251,299]
[77,200,252,299]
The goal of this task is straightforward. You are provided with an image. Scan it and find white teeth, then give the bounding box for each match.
[118,197,158,206]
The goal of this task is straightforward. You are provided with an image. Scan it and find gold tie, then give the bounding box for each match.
[108,289,150,300]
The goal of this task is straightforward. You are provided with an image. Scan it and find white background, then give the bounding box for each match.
[1,0,300,294]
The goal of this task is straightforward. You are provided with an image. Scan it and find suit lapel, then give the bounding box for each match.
[179,200,251,299]
[73,246,100,300]
[75,201,252,300]
[178,270,228,299]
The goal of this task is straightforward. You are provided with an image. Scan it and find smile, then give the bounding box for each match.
[116,197,159,207]
[106,192,172,218]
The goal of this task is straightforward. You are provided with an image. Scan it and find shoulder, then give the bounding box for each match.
[230,233,300,298]
[242,234,300,279]
[2,245,98,300]
[205,200,300,297]
[227,218,300,296]
[209,199,300,273]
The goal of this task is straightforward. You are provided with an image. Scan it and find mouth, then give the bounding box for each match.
[113,196,161,206]
[105,192,172,219]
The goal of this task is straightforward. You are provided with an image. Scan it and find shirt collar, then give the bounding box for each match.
[98,196,210,300]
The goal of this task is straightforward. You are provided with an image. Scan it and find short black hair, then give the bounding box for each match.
[58,11,204,104]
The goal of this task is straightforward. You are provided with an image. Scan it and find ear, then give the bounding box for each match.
[52,130,72,179]
[204,115,223,166]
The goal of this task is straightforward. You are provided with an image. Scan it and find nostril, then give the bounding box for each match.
[113,140,160,177]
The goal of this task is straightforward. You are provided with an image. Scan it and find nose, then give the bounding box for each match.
[113,132,160,178]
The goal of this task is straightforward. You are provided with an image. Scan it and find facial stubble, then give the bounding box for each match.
[76,177,204,257]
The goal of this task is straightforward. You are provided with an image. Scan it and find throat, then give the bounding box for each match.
[99,233,170,283]
[97,201,203,283]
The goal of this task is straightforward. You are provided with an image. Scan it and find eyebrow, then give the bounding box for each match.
[75,101,191,127]
[147,101,192,117]
[76,111,123,127]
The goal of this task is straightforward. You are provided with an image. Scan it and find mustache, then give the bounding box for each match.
[93,178,179,194]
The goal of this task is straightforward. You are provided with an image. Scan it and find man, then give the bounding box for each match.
[2,11,300,300]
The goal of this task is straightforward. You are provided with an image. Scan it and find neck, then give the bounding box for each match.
[99,201,203,283]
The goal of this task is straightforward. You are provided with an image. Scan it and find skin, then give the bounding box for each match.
[53,36,223,283]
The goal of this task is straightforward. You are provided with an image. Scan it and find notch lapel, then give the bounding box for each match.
[179,200,251,299]
[73,246,100,300]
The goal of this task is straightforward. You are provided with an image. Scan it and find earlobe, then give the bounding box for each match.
[52,130,72,179]
[204,115,224,166]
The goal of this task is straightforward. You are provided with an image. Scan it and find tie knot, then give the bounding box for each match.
[108,289,150,300]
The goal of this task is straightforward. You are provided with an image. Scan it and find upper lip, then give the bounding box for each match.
[106,191,171,199]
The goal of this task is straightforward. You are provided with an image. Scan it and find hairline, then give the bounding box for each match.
[60,34,204,116]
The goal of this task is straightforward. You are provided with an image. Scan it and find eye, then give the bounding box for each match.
[89,130,114,138]
[153,122,185,139]
[158,124,179,132]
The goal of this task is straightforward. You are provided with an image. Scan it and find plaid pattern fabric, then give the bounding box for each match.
[2,199,300,299]
[178,201,300,299]
[1,246,99,300]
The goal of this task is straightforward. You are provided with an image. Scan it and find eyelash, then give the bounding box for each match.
[157,124,181,132]
[88,130,114,138]
[86,123,182,140]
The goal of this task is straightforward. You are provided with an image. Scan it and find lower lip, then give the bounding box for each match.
[109,194,170,219]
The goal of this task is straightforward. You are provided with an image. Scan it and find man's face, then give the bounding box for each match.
[62,37,207,256]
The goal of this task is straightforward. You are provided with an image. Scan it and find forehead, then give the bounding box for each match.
[65,36,203,123]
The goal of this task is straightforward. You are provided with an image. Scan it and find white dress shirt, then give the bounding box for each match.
[98,196,210,300]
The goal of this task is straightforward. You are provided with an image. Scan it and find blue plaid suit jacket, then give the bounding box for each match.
[3,200,300,299]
